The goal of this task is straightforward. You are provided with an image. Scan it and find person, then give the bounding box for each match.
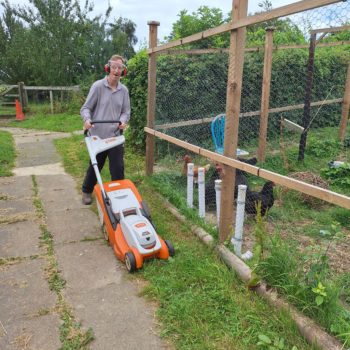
[81,54,131,205]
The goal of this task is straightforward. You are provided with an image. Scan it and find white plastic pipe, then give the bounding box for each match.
[187,163,194,208]
[215,179,222,227]
[198,167,205,218]
[231,184,247,257]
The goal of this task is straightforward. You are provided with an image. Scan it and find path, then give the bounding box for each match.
[0,127,168,350]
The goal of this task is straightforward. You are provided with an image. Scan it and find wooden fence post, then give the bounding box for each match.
[298,33,316,161]
[145,21,160,176]
[18,82,25,109]
[219,0,248,242]
[49,90,54,114]
[258,27,275,162]
[339,63,350,141]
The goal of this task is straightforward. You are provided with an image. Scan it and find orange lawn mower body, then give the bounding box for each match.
[84,121,174,272]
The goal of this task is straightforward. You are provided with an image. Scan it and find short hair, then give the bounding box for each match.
[109,55,125,63]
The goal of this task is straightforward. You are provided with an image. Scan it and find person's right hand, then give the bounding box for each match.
[83,120,92,130]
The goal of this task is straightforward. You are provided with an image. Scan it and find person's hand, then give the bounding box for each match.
[83,120,92,130]
[119,122,127,130]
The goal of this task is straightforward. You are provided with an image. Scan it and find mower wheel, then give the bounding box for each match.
[125,252,137,273]
[165,240,175,257]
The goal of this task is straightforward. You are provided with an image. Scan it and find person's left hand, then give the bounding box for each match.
[119,123,127,130]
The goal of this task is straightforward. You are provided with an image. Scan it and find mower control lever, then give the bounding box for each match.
[84,120,122,137]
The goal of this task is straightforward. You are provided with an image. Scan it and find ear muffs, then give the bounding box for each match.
[121,66,127,77]
[104,61,128,77]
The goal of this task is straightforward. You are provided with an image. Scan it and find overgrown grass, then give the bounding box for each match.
[0,130,15,176]
[256,235,350,346]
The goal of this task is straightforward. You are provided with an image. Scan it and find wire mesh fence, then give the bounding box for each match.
[147,2,350,344]
[153,0,350,201]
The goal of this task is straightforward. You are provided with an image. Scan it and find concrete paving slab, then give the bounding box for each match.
[16,140,61,167]
[0,259,57,322]
[0,127,71,139]
[13,163,66,176]
[46,207,101,243]
[0,177,33,198]
[0,198,34,215]
[14,132,72,144]
[56,240,168,350]
[0,314,61,350]
[37,174,84,211]
[0,221,42,258]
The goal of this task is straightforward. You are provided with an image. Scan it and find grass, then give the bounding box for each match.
[55,137,312,349]
[0,130,15,176]
[8,112,82,133]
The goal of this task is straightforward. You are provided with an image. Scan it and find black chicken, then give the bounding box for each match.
[205,157,257,208]
[234,157,258,198]
[244,181,275,216]
[205,165,222,208]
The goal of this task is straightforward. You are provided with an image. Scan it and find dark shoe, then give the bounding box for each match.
[82,192,92,205]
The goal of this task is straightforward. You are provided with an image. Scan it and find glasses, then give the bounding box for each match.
[109,63,125,70]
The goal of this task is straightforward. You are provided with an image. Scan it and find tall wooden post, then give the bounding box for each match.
[258,27,275,162]
[339,63,350,141]
[49,90,54,114]
[298,33,316,161]
[18,82,24,109]
[219,0,248,242]
[18,82,28,111]
[145,21,160,176]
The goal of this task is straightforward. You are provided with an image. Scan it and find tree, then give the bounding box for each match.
[108,17,137,60]
[0,0,137,85]
[167,6,230,48]
[247,1,306,47]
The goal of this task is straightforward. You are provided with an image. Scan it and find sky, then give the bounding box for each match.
[3,0,295,50]
[91,0,295,49]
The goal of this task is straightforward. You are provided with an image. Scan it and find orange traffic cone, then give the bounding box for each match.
[15,99,25,121]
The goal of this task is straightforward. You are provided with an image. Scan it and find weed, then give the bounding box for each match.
[31,175,94,348]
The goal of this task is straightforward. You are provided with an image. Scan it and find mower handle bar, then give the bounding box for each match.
[84,120,122,137]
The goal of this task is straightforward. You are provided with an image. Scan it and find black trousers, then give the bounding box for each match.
[82,144,124,194]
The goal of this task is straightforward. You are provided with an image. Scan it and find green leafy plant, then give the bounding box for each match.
[257,334,298,350]
[307,137,342,158]
[321,165,350,187]
[312,281,327,306]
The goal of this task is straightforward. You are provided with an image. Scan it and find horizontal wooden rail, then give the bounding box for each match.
[155,98,343,130]
[311,24,350,34]
[158,40,350,56]
[145,127,350,209]
[24,86,80,91]
[148,0,341,54]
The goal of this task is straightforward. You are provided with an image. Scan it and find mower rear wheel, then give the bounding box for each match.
[165,240,175,257]
[125,252,137,273]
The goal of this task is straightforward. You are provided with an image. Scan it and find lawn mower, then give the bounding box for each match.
[84,121,175,272]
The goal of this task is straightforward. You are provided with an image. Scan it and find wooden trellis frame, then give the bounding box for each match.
[145,0,350,241]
